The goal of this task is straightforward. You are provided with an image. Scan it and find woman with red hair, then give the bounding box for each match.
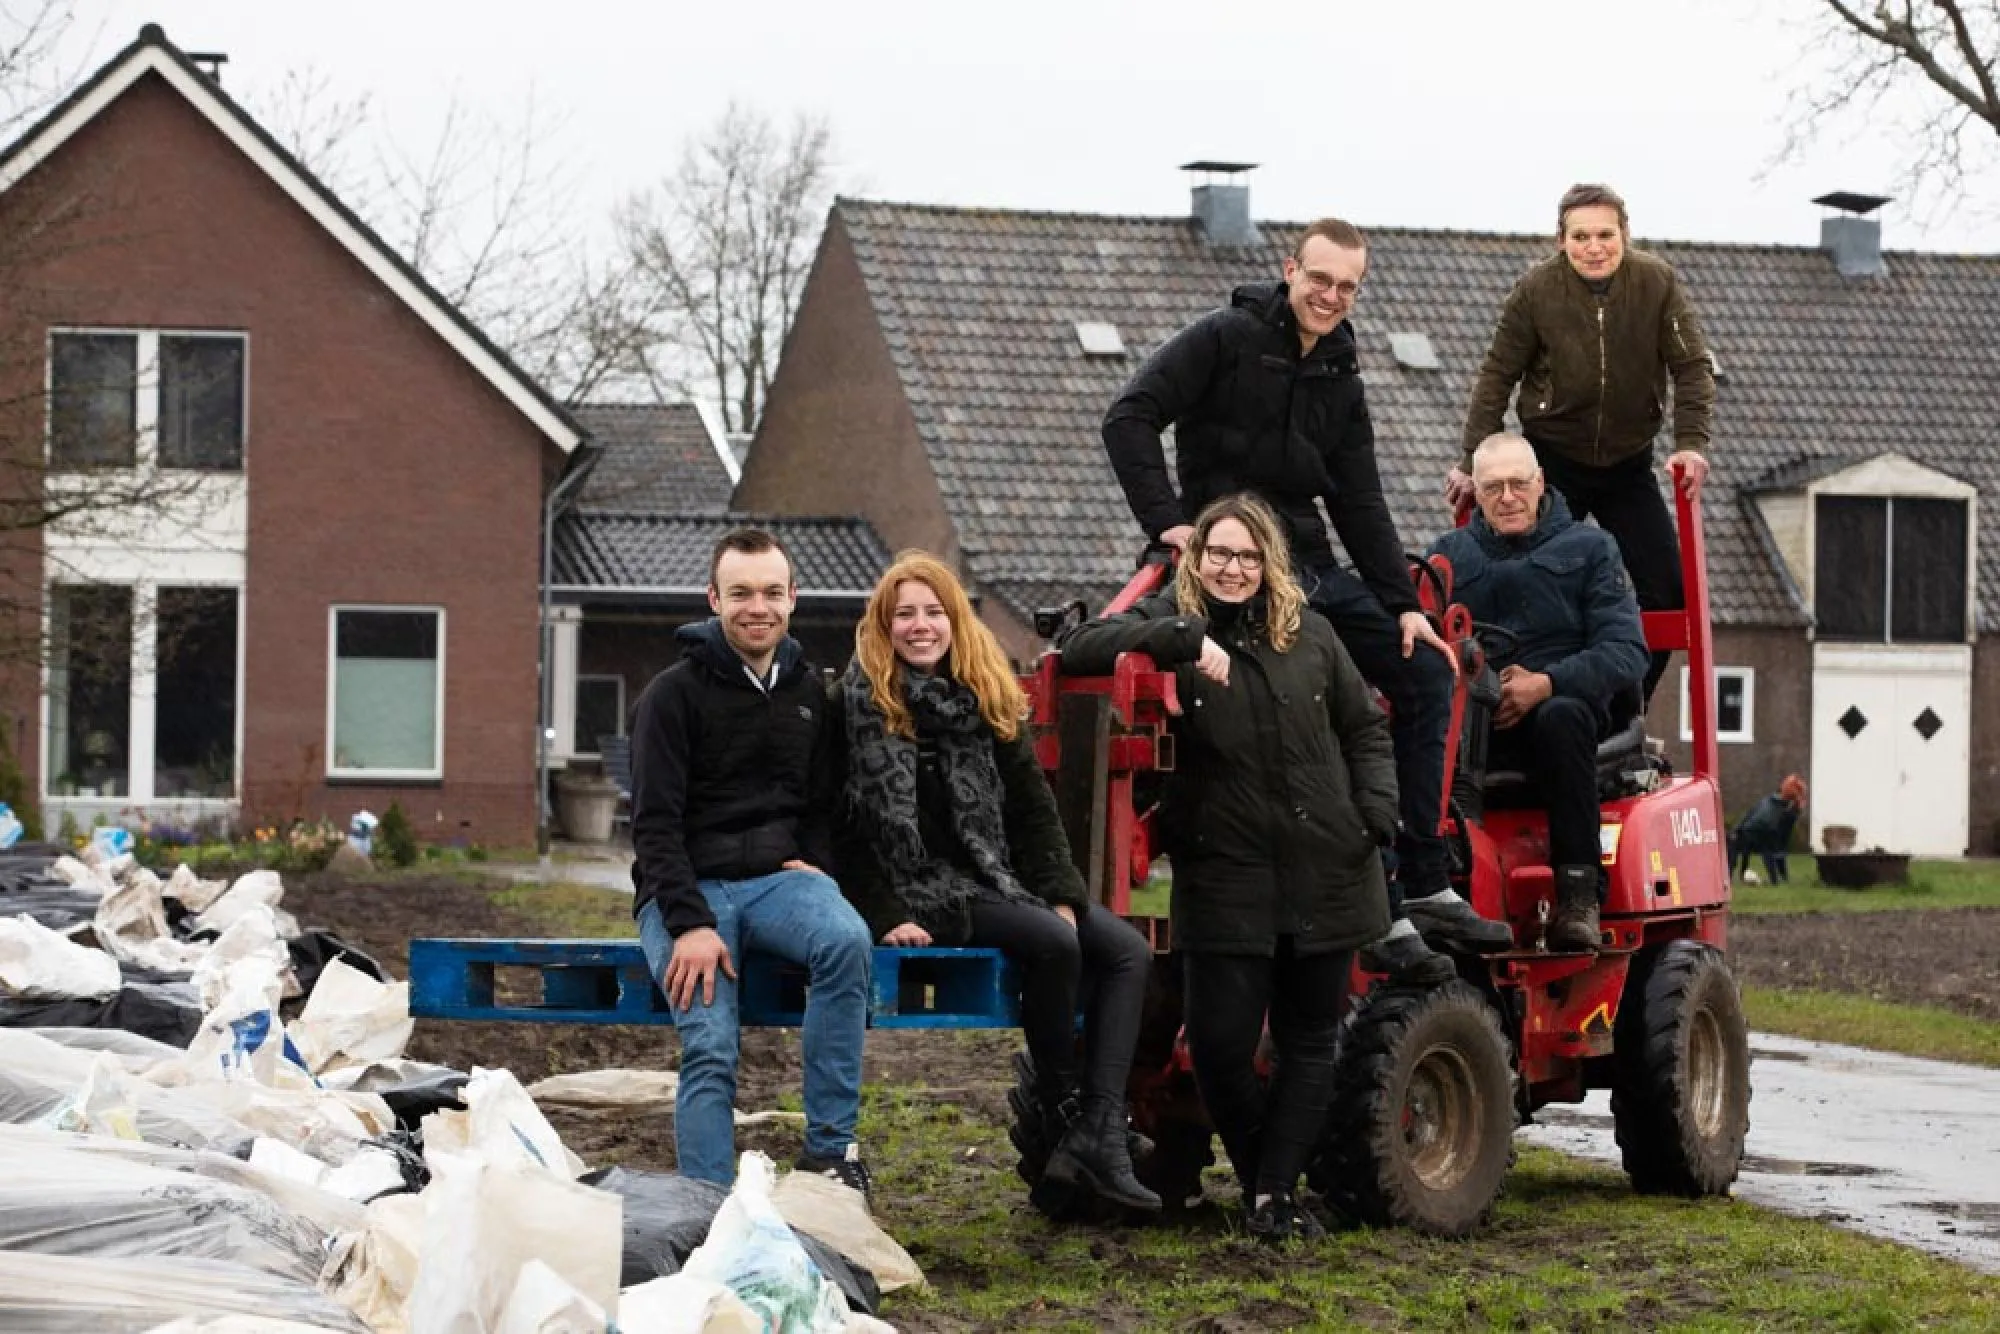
[833,551,1159,1213]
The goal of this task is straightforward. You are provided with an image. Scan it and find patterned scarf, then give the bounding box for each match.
[840,662,1035,934]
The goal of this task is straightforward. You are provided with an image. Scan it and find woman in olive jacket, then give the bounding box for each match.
[1059,493,1397,1243]
[833,551,1158,1213]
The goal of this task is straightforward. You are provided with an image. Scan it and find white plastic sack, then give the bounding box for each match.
[526,1068,680,1111]
[0,913,121,998]
[0,1030,258,1155]
[425,1067,585,1179]
[774,1170,924,1295]
[30,1024,185,1073]
[48,854,111,892]
[287,957,412,1075]
[682,1152,857,1334]
[0,1122,369,1242]
[190,905,292,1013]
[406,1152,622,1333]
[165,860,230,913]
[616,1275,762,1334]
[495,1258,610,1334]
[40,1049,143,1140]
[250,1135,407,1204]
[94,873,209,974]
[0,1252,368,1331]
[172,1079,392,1164]
[194,869,286,935]
[325,1190,424,1334]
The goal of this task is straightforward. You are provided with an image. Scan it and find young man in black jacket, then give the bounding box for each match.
[628,528,875,1195]
[1103,218,1511,984]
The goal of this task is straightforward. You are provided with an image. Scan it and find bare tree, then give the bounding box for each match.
[249,76,661,403]
[618,105,834,433]
[0,0,74,139]
[1785,1,2000,205]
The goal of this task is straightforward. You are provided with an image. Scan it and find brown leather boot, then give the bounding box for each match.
[1548,865,1602,953]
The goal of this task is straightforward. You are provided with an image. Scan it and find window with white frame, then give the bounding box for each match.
[573,675,625,756]
[1681,666,1754,744]
[329,607,444,779]
[48,329,246,471]
[45,583,242,800]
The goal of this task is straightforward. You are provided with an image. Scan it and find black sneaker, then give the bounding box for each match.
[796,1143,873,1205]
[1405,893,1514,954]
[1357,930,1456,987]
[1246,1191,1327,1245]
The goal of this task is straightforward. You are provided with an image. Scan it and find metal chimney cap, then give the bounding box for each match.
[1180,160,1258,175]
[1813,191,1891,216]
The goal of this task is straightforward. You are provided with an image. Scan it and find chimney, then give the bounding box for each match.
[186,50,230,83]
[1813,191,1890,279]
[1182,160,1259,247]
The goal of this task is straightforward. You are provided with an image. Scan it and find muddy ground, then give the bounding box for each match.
[295,871,2000,1174]
[1730,908,2000,1021]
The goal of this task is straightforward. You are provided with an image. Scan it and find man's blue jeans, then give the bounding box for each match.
[637,870,872,1185]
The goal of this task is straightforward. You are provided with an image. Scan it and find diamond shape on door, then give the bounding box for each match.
[1838,706,1868,739]
[1913,707,1944,742]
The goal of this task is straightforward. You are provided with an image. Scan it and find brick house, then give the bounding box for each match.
[741,181,2000,856]
[0,25,584,845]
[546,402,888,769]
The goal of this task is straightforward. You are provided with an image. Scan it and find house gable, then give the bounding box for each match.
[0,24,580,456]
[737,213,959,565]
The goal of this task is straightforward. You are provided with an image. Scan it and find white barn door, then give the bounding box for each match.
[1810,644,1971,856]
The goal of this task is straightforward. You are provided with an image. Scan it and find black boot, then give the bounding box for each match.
[1548,865,1602,953]
[1045,1094,1163,1213]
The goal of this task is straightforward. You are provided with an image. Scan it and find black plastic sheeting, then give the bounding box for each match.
[0,978,203,1048]
[579,1166,881,1316]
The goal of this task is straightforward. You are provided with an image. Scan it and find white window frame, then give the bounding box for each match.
[572,673,626,758]
[41,580,245,803]
[1681,665,1755,745]
[46,326,249,472]
[326,604,447,781]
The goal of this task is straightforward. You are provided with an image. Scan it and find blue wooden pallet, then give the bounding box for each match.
[407,938,1021,1029]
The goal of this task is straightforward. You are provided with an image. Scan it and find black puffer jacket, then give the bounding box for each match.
[628,620,835,935]
[1427,493,1649,724]
[829,693,1090,944]
[1102,281,1420,617]
[1059,594,1395,955]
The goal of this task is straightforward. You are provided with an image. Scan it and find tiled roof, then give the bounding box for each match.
[837,198,2000,629]
[572,403,734,514]
[552,512,889,598]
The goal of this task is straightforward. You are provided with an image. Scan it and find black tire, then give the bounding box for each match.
[1611,941,1751,1197]
[1312,981,1516,1237]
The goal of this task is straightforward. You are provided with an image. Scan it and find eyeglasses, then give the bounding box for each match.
[1199,544,1264,572]
[1476,477,1539,500]
[1297,269,1364,301]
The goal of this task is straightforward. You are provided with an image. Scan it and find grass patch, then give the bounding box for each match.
[864,1073,2000,1332]
[1744,986,2000,1069]
[487,879,637,938]
[1733,859,2000,915]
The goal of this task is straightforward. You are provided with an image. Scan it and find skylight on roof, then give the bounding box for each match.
[1388,332,1441,371]
[1075,321,1127,358]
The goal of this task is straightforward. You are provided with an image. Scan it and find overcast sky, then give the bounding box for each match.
[52,0,2000,253]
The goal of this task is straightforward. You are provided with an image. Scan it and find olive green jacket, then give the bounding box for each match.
[1461,248,1715,472]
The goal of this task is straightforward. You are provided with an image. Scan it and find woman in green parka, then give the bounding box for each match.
[1059,493,1398,1243]
[833,551,1159,1213]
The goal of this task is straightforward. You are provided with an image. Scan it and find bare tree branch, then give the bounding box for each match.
[1782,1,2000,212]
[618,104,834,433]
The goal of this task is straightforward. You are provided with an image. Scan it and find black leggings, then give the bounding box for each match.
[1182,941,1353,1198]
[968,897,1152,1103]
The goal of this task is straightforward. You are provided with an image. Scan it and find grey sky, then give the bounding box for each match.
[55,0,2000,253]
